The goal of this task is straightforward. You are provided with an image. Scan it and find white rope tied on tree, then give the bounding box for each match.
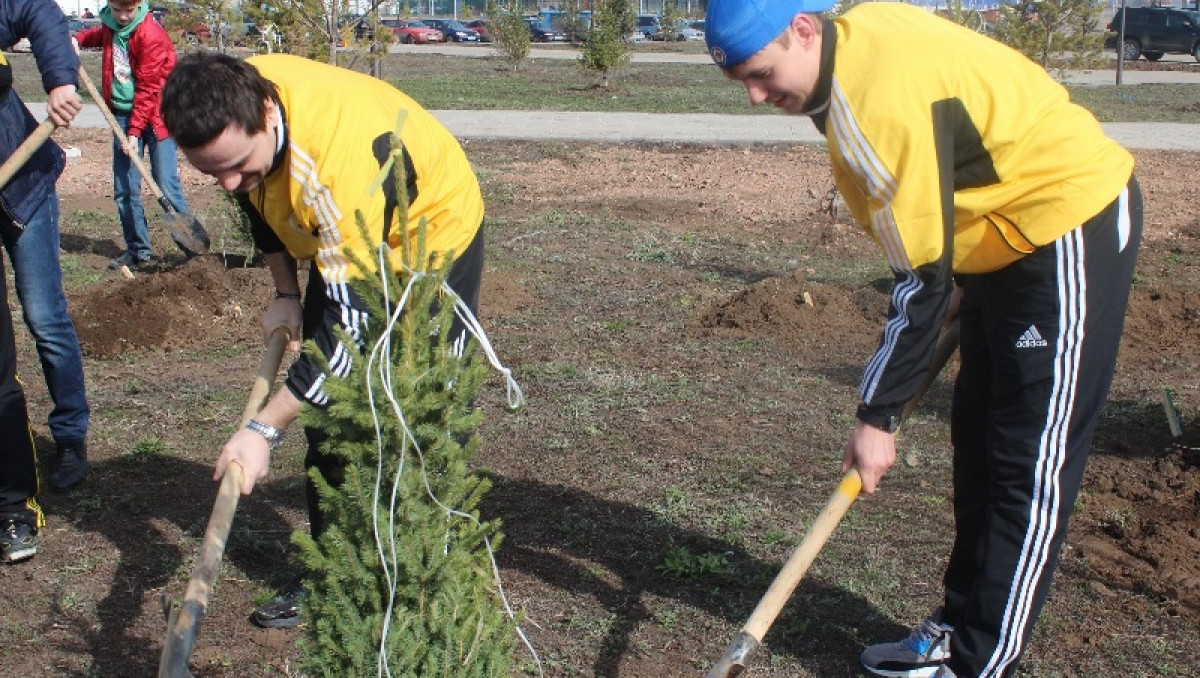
[363,244,539,678]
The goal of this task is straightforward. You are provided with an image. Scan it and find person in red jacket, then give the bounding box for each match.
[75,0,188,270]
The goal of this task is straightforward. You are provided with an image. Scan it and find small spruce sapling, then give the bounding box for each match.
[293,128,515,677]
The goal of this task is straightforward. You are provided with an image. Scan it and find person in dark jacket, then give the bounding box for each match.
[75,0,189,269]
[0,0,87,562]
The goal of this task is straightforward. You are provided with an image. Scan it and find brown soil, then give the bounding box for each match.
[3,128,1198,677]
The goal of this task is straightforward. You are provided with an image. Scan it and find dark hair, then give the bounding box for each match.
[161,53,278,149]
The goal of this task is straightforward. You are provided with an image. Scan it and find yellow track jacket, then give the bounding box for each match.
[238,55,483,405]
[244,54,482,283]
[812,4,1134,421]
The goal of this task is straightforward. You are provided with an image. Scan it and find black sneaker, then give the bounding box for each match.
[1,518,37,563]
[49,440,90,492]
[251,577,306,629]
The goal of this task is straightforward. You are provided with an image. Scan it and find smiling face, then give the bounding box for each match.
[181,100,279,194]
[724,14,824,115]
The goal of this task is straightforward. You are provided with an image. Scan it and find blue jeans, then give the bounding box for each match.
[112,113,190,258]
[0,191,90,444]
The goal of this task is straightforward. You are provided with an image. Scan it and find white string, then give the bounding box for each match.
[357,244,538,677]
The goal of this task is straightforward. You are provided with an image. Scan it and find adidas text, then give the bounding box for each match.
[1015,325,1049,348]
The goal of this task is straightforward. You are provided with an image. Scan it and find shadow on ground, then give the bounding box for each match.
[36,450,302,677]
[35,446,903,677]
[484,478,906,677]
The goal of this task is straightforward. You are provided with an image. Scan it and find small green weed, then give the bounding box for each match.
[630,236,672,263]
[77,496,103,513]
[57,256,103,290]
[129,438,170,457]
[651,603,682,630]
[657,545,730,579]
[762,529,788,546]
[565,608,616,639]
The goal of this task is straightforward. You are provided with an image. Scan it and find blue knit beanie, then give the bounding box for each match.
[706,0,835,69]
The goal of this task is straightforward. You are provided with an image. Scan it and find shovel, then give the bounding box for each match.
[157,327,291,678]
[76,66,210,257]
[0,118,56,190]
[705,322,961,678]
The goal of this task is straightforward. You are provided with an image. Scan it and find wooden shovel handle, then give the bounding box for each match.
[77,66,167,202]
[239,327,292,429]
[0,119,56,190]
[705,322,961,678]
[186,327,290,602]
[158,328,291,678]
[743,469,862,638]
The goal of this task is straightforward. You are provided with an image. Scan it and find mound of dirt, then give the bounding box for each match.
[70,256,273,358]
[1071,447,1200,620]
[692,271,884,341]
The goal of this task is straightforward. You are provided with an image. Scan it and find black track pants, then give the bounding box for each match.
[0,252,41,527]
[945,178,1142,678]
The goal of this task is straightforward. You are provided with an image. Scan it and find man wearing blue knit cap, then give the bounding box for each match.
[706,2,1143,678]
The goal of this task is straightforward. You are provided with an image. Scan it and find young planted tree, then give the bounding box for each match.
[559,0,588,43]
[659,0,681,41]
[580,0,632,88]
[990,0,1107,73]
[488,0,532,72]
[294,133,517,676]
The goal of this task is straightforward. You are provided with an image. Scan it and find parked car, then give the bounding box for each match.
[381,18,443,44]
[150,4,212,45]
[636,14,661,39]
[68,17,102,37]
[344,15,381,41]
[1106,6,1200,62]
[651,19,704,41]
[464,18,493,42]
[422,18,480,43]
[525,18,567,42]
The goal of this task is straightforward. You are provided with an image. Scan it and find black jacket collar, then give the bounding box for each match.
[806,18,837,136]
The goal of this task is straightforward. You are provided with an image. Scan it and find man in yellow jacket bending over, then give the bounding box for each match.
[161,52,485,629]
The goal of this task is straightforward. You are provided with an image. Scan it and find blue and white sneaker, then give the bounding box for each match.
[860,608,953,678]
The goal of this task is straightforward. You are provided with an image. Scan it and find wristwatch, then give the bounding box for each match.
[245,419,285,451]
[856,404,902,434]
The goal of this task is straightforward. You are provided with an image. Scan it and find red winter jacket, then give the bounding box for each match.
[75,16,176,140]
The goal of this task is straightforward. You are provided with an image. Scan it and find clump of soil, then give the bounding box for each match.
[692,271,887,349]
[70,256,272,357]
[1070,447,1200,620]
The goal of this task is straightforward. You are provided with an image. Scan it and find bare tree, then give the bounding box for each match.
[241,0,393,66]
